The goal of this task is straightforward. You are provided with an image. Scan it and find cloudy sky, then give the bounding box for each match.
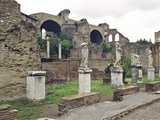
[16,0,160,42]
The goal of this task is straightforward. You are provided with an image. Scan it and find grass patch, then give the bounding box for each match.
[0,80,113,120]
[0,99,43,120]
[91,80,113,96]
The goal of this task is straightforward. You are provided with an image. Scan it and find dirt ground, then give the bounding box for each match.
[121,100,160,120]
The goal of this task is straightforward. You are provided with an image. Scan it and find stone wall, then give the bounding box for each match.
[42,58,109,82]
[0,0,41,99]
[124,42,152,72]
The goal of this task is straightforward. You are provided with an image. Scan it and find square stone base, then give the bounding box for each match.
[78,68,92,93]
[58,92,100,113]
[26,71,46,100]
[147,67,155,81]
[131,65,142,83]
[111,67,123,87]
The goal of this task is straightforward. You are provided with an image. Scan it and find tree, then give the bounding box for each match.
[122,55,132,78]
[57,33,73,58]
[101,42,112,53]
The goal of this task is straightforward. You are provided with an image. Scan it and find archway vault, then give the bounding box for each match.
[41,19,61,36]
[90,30,103,45]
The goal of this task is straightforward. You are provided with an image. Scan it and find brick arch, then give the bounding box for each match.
[40,19,61,36]
[90,30,103,45]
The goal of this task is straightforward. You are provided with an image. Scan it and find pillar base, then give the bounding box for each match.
[26,71,46,100]
[131,65,142,83]
[78,67,92,94]
[147,67,155,81]
[111,67,124,87]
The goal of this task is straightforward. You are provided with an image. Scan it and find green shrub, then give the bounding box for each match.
[122,55,131,78]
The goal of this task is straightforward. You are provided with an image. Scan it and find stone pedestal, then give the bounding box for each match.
[78,68,92,94]
[111,67,123,87]
[147,67,155,81]
[26,71,46,100]
[131,65,142,83]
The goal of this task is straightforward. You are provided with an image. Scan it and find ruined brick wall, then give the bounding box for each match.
[0,0,41,99]
[42,58,109,81]
[42,59,80,81]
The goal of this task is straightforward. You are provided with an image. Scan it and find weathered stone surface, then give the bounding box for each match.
[113,90,123,101]
[58,92,100,113]
[27,71,46,100]
[0,0,41,99]
[0,104,17,120]
[111,67,124,87]
[147,67,155,81]
[116,85,139,96]
[145,82,160,92]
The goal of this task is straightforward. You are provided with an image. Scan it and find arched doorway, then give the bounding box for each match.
[40,20,61,58]
[90,30,103,45]
[41,20,61,36]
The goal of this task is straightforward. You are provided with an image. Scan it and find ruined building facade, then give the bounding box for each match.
[30,9,129,59]
[0,0,130,99]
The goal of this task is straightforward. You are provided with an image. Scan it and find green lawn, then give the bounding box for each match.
[0,80,113,120]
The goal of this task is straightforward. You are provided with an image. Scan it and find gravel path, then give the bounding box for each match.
[121,100,160,120]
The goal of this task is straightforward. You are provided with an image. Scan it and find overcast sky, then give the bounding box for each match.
[16,0,160,42]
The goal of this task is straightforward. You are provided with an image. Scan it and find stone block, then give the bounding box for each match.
[26,71,46,100]
[145,81,160,92]
[58,92,100,113]
[0,104,18,120]
[117,85,139,95]
[113,90,123,101]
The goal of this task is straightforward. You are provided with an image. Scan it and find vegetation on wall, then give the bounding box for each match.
[58,33,73,58]
[101,42,112,53]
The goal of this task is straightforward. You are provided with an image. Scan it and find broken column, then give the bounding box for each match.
[26,71,46,100]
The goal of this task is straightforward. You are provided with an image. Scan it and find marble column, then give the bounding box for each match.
[58,43,62,59]
[46,37,50,58]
